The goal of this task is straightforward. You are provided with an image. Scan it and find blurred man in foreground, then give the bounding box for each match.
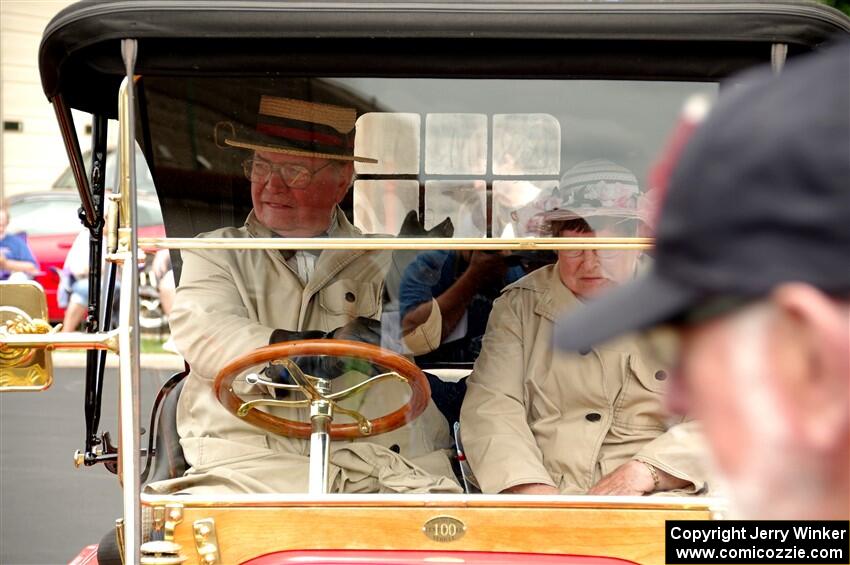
[555,43,849,519]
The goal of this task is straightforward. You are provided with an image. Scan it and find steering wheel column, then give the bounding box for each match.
[308,377,333,495]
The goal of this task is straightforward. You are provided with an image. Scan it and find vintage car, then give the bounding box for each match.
[1,1,848,564]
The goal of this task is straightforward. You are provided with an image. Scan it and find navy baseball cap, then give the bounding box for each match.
[555,40,850,353]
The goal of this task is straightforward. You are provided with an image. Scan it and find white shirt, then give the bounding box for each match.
[63,230,91,278]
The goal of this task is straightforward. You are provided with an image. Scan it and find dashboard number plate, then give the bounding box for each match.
[423,516,466,542]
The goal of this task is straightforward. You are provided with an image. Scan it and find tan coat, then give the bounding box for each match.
[148,210,461,495]
[460,264,709,495]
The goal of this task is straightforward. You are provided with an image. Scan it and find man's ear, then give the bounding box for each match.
[333,162,355,204]
[769,283,850,452]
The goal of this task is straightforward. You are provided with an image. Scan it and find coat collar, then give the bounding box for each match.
[243,206,358,239]
[506,263,581,322]
[242,206,369,302]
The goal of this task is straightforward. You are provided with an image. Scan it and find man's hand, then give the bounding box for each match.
[588,460,656,496]
[501,483,559,495]
[266,318,383,388]
[268,317,380,347]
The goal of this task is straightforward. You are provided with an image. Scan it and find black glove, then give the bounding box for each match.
[264,318,382,390]
[327,316,382,346]
[268,328,326,344]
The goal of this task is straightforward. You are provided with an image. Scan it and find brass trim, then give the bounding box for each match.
[193,518,220,565]
[139,503,187,565]
[141,493,725,511]
[709,502,729,520]
[117,75,141,236]
[138,236,653,251]
[152,506,166,537]
[139,540,186,565]
[0,331,120,352]
[106,195,120,256]
[0,283,54,391]
[116,518,126,565]
[116,56,144,565]
[165,503,184,542]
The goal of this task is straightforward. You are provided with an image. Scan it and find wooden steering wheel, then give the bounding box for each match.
[214,339,431,440]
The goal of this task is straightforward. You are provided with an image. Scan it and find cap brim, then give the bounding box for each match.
[542,207,650,228]
[554,270,700,352]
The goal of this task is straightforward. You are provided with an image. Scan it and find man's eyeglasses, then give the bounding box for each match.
[242,158,335,189]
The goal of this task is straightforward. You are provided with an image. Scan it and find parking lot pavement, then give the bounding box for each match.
[1,365,174,565]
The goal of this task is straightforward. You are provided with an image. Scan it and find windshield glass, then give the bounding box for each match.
[52,146,158,194]
[140,76,716,497]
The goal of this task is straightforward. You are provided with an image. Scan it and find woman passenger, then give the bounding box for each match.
[460,160,710,495]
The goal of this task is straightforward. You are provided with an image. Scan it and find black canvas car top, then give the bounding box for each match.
[39,1,850,116]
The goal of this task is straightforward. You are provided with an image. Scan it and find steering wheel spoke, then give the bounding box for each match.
[245,372,303,392]
[236,397,310,417]
[277,358,324,399]
[330,403,373,435]
[327,371,408,402]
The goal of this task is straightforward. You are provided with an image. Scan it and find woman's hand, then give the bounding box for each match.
[588,460,691,495]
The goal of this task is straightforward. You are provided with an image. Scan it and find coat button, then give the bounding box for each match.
[585,412,602,422]
[389,444,401,453]
[344,292,356,303]
[654,370,668,381]
[579,348,591,356]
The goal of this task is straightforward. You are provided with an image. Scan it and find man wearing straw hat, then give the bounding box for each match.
[460,159,709,496]
[152,96,461,495]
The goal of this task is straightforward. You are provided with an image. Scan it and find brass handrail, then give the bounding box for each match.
[0,331,119,352]
[138,236,653,251]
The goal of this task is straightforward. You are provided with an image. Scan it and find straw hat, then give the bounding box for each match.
[217,95,377,163]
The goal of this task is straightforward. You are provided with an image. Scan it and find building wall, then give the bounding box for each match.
[0,0,85,200]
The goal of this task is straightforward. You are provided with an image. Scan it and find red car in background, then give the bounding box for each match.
[5,190,165,322]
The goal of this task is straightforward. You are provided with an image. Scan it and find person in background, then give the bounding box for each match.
[0,205,39,282]
[461,160,709,496]
[555,43,849,519]
[399,248,528,365]
[60,224,118,332]
[60,227,92,331]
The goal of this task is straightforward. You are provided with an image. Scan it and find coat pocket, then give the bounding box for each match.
[192,433,271,470]
[611,355,670,431]
[319,279,380,321]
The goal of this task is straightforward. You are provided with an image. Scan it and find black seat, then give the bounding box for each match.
[145,366,190,484]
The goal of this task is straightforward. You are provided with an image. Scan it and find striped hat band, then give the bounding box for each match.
[221,95,377,163]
